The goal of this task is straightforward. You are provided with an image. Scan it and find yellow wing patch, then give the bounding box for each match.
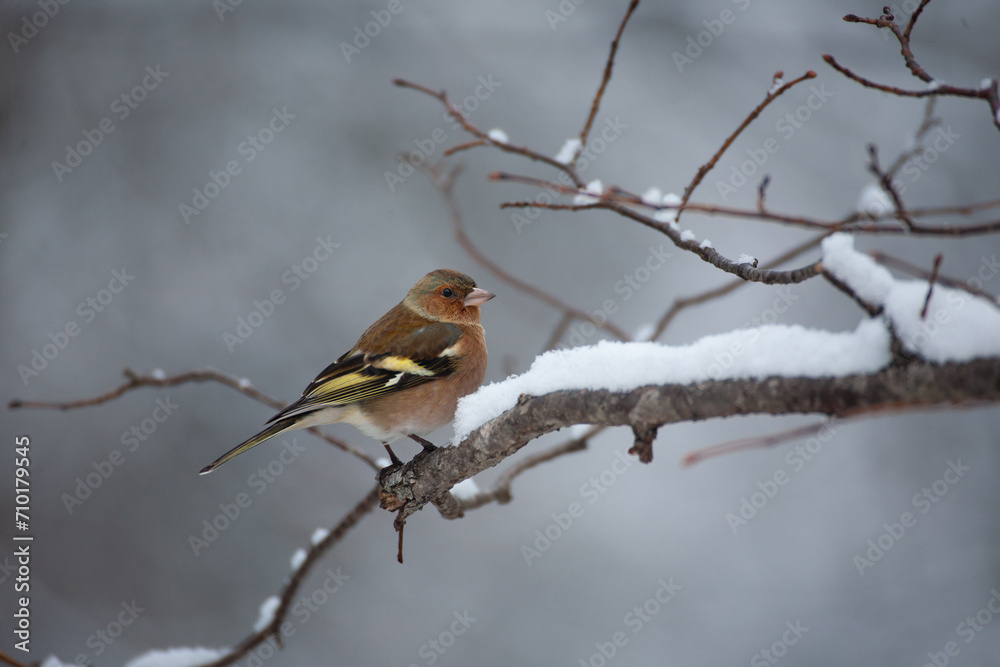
[310,370,386,402]
[370,355,437,376]
[266,348,457,424]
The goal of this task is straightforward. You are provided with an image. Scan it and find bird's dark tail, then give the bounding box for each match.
[199,418,299,475]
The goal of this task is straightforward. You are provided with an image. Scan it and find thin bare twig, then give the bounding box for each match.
[443,139,487,156]
[920,253,944,319]
[9,367,380,470]
[573,0,640,170]
[393,78,585,187]
[903,0,933,41]
[494,172,1000,237]
[676,70,817,221]
[868,143,917,231]
[756,175,771,212]
[202,487,381,667]
[827,1,1000,132]
[885,97,939,179]
[824,53,997,109]
[822,270,884,317]
[683,419,836,466]
[869,250,1000,309]
[0,650,30,667]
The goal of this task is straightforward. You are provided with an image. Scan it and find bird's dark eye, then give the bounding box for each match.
[442,288,454,298]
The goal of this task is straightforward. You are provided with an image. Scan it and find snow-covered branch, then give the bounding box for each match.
[379,235,1000,521]
[378,355,1000,521]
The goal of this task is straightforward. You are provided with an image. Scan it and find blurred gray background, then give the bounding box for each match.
[2,0,999,664]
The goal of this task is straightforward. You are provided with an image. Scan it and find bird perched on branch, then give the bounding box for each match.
[200,269,494,474]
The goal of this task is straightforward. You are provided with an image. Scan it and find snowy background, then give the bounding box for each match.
[2,0,1000,665]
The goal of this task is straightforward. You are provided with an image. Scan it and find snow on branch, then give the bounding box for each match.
[379,356,1000,522]
[821,234,1000,362]
[378,233,1000,521]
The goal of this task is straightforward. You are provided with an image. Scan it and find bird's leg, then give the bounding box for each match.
[408,434,438,452]
[382,443,403,467]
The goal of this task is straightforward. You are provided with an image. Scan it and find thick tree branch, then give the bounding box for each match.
[378,357,1000,521]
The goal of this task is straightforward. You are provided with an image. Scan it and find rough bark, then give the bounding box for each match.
[377,357,1000,520]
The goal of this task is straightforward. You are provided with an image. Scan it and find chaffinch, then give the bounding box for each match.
[200,269,494,474]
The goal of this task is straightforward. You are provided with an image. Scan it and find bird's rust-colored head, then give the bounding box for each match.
[406,269,494,323]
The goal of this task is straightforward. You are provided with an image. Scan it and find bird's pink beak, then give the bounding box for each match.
[464,288,495,307]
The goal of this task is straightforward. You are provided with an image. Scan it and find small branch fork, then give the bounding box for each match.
[823,1,1000,132]
[676,69,817,222]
